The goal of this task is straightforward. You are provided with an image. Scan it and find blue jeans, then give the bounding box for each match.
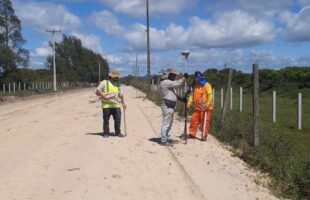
[160,103,175,143]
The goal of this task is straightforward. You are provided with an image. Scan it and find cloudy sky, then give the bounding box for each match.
[12,0,310,75]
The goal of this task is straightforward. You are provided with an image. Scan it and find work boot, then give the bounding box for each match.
[188,134,196,139]
[202,133,208,141]
[168,139,179,144]
[159,141,173,147]
[115,133,125,137]
[103,133,109,138]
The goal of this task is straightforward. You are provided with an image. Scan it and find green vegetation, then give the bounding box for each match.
[122,66,310,200]
[0,0,29,72]
[0,35,109,86]
[211,89,310,199]
[46,35,109,83]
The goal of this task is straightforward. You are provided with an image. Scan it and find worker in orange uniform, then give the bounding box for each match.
[187,71,213,141]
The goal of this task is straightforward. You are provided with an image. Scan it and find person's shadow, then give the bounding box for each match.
[86,132,118,138]
[148,137,162,144]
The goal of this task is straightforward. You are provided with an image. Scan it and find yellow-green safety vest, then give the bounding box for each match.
[101,80,121,108]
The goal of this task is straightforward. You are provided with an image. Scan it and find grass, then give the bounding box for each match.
[210,87,310,199]
[123,77,310,200]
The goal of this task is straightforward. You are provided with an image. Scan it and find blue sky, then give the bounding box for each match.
[11,0,310,76]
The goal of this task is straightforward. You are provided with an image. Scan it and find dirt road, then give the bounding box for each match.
[0,86,279,200]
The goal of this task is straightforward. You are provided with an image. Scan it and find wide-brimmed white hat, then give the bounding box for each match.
[109,70,120,78]
[166,67,178,75]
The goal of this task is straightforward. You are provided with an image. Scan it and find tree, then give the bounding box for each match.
[0,0,29,73]
[46,35,109,82]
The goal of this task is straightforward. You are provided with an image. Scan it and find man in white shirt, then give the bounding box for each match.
[159,68,188,146]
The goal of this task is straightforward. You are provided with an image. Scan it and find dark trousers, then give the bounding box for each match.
[102,108,121,135]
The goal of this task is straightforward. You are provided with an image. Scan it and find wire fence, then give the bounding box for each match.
[0,81,97,96]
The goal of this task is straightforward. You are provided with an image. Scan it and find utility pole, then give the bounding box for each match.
[98,61,101,82]
[46,29,62,92]
[135,53,138,77]
[146,0,151,90]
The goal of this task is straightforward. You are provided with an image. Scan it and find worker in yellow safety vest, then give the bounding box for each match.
[96,70,126,138]
[187,71,213,141]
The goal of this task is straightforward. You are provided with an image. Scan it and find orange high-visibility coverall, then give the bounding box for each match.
[187,82,213,139]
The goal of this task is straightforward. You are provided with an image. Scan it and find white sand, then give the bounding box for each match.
[0,86,279,200]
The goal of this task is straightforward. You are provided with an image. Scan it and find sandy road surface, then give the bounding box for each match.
[0,86,279,200]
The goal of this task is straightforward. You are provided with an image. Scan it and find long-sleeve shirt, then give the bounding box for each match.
[188,82,213,110]
[159,79,183,102]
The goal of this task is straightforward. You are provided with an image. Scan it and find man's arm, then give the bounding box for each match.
[96,81,107,99]
[187,93,193,108]
[205,83,213,109]
[119,89,126,109]
[165,74,188,89]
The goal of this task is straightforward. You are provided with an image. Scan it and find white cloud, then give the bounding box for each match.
[205,0,293,18]
[280,10,310,41]
[13,1,80,31]
[98,0,196,17]
[28,42,52,69]
[122,10,276,51]
[91,48,310,76]
[71,31,104,54]
[34,47,52,57]
[30,41,51,58]
[106,54,123,65]
[187,11,276,48]
[89,10,124,35]
[298,0,310,7]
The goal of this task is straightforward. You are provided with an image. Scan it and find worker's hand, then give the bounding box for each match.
[197,104,207,110]
[100,95,108,100]
[122,104,127,110]
[183,73,189,79]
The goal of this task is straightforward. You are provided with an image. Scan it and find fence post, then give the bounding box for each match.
[219,69,233,128]
[13,82,16,93]
[32,82,34,90]
[240,87,243,112]
[9,83,11,93]
[221,88,223,109]
[3,84,5,94]
[273,91,276,123]
[230,87,233,110]
[24,83,26,91]
[297,93,302,130]
[18,82,21,91]
[253,64,259,147]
